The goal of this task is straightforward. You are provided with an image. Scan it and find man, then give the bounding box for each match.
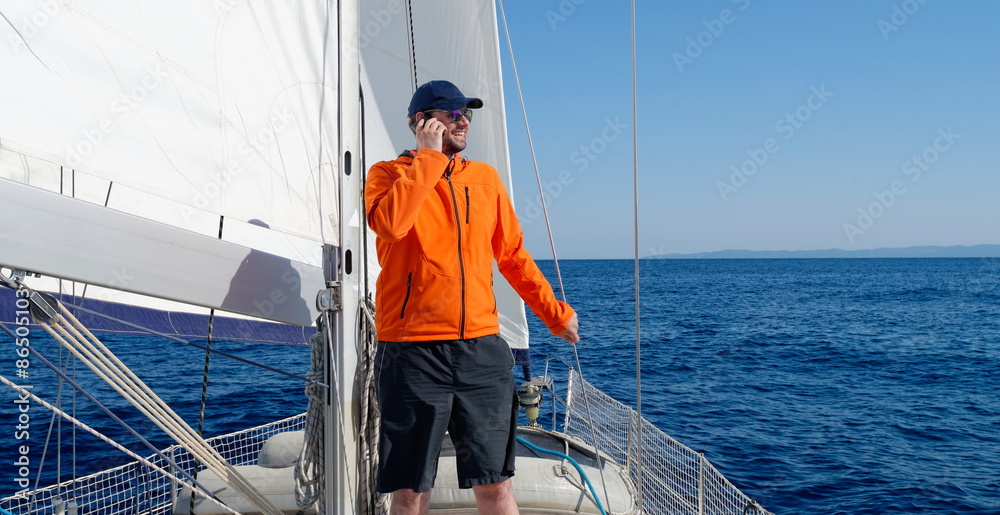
[365,80,579,515]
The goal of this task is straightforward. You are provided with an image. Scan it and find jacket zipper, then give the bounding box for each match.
[445,163,467,339]
[399,272,412,318]
[464,186,470,224]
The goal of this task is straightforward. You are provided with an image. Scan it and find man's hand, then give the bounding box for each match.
[414,114,445,153]
[555,313,580,344]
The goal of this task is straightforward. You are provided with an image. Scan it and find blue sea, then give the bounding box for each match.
[3,258,1000,514]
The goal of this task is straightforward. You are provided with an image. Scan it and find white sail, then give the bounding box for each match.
[0,1,348,328]
[1,1,339,245]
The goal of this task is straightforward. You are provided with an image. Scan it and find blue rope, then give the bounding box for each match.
[515,436,607,515]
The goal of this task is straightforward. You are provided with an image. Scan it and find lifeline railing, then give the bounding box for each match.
[0,414,305,515]
[563,370,773,515]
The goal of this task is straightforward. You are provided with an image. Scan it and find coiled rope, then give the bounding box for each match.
[294,330,326,512]
[358,298,389,515]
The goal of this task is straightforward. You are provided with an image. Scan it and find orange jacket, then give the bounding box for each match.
[365,148,574,342]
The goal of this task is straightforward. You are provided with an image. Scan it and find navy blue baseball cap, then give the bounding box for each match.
[407,80,483,117]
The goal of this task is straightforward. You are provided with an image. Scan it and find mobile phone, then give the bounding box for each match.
[409,112,423,132]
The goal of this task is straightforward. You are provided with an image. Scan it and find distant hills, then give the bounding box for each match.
[646,244,1000,260]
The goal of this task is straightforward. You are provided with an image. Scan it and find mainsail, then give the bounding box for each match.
[2,2,339,243]
[1,1,343,333]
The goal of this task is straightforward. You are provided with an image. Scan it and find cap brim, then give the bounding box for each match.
[446,97,483,110]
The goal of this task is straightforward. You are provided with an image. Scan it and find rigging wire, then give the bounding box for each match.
[197,215,226,439]
[193,215,225,513]
[496,0,611,505]
[3,279,306,514]
[495,0,565,298]
[0,373,240,515]
[404,0,419,91]
[630,0,644,509]
[0,321,56,514]
[50,298,325,388]
[34,297,284,515]
[195,315,214,420]
[0,321,239,515]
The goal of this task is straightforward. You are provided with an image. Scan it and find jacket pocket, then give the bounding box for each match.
[464,186,470,224]
[399,272,413,318]
[491,276,497,314]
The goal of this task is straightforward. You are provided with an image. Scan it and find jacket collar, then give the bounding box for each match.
[398,150,468,175]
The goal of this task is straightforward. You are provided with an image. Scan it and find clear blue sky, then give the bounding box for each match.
[496,1,999,259]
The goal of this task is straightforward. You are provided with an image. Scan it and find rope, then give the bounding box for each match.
[191,310,217,514]
[198,215,225,438]
[295,330,325,511]
[358,299,388,515]
[26,292,284,515]
[192,216,224,511]
[629,0,644,510]
[0,375,242,515]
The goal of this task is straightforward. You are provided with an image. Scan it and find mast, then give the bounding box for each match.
[324,0,363,513]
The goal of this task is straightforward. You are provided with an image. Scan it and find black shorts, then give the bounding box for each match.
[375,334,517,493]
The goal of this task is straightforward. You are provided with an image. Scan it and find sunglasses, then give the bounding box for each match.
[424,108,473,123]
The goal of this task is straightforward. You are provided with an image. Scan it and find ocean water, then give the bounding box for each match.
[3,258,1000,514]
[528,258,1000,514]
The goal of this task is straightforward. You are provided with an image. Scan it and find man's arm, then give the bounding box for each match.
[491,182,579,343]
[365,149,449,242]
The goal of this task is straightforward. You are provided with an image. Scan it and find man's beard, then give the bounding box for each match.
[442,133,467,155]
